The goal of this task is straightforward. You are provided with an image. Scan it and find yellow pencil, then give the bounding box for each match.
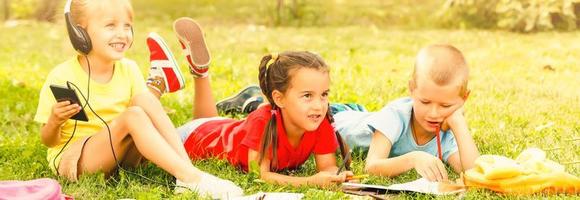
[346,174,369,180]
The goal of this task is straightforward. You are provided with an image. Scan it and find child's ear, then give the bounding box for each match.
[272,90,285,108]
[463,89,471,101]
[408,80,416,95]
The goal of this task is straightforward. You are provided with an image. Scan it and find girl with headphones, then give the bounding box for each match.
[33,0,242,198]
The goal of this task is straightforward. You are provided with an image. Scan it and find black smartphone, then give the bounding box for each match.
[49,84,89,122]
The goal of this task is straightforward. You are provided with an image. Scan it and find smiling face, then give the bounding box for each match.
[273,68,330,135]
[81,0,134,62]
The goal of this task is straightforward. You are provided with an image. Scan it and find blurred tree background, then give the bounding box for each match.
[1,0,579,32]
[440,0,580,32]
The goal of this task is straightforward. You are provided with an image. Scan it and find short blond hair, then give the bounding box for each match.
[410,44,469,97]
[70,0,134,27]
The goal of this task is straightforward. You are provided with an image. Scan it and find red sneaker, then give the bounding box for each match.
[173,17,210,78]
[146,32,185,94]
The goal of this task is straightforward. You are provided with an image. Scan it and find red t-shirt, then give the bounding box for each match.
[183,105,338,172]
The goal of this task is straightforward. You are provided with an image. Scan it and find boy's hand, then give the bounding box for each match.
[411,151,448,182]
[49,101,81,125]
[441,106,465,132]
[309,171,351,186]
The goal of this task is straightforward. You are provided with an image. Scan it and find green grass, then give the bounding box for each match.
[1,1,580,199]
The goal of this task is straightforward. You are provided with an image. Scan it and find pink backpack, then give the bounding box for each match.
[0,178,73,200]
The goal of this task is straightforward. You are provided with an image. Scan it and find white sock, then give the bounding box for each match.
[175,173,243,198]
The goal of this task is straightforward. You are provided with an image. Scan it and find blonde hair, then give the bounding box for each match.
[410,44,469,97]
[70,0,134,27]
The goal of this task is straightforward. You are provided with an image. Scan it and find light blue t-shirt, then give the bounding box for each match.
[333,97,458,162]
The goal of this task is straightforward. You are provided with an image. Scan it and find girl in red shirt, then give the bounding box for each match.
[178,51,353,187]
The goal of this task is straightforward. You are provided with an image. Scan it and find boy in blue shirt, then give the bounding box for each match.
[333,44,479,182]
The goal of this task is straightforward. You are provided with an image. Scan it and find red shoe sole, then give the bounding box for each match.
[173,17,211,68]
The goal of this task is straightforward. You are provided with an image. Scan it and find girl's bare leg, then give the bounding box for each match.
[77,106,202,183]
[191,76,218,119]
[119,142,144,168]
[130,92,190,160]
[76,106,243,197]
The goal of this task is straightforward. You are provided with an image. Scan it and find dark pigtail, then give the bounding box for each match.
[326,104,351,170]
[258,54,279,171]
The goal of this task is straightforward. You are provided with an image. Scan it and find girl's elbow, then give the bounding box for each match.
[258,173,279,185]
[258,173,266,180]
[40,137,58,148]
[40,130,59,148]
[258,171,272,181]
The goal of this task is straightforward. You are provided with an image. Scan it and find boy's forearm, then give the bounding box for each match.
[364,153,416,177]
[450,122,479,170]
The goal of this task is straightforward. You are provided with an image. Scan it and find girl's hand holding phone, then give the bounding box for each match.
[49,101,81,125]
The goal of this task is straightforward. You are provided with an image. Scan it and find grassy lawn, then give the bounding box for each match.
[1,1,579,199]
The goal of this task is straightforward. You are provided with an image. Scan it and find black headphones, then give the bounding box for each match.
[64,0,91,55]
[64,0,134,55]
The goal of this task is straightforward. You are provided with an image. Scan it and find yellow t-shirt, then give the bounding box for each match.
[34,56,148,172]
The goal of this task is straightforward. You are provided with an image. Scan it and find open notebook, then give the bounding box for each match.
[342,178,465,195]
